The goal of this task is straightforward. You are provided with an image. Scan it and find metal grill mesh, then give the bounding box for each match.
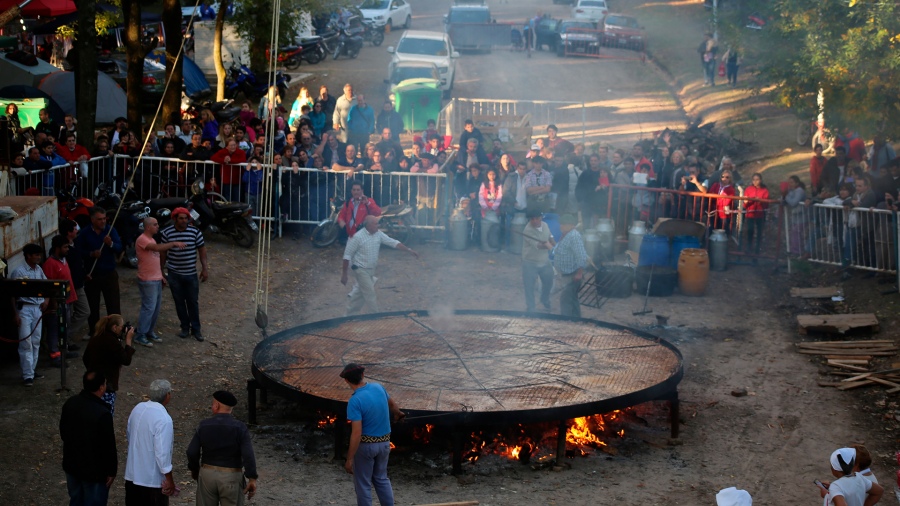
[254,312,682,418]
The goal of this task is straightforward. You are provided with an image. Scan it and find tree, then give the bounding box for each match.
[68,0,107,150]
[730,0,900,138]
[161,0,184,126]
[214,0,230,101]
[228,0,349,73]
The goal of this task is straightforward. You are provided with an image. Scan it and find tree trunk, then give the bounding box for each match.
[214,0,229,101]
[73,0,97,151]
[161,0,184,125]
[122,0,144,136]
[248,0,270,74]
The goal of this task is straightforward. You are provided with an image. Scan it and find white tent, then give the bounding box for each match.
[0,53,59,89]
[37,71,127,124]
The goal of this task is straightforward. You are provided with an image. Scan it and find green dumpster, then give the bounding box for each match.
[391,78,442,133]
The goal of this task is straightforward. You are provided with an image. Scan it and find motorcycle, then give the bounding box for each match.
[379,203,415,244]
[181,93,242,123]
[224,56,291,101]
[311,191,344,247]
[362,20,385,47]
[269,38,326,69]
[332,27,364,60]
[188,179,257,248]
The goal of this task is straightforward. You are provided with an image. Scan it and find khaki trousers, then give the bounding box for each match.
[197,467,245,506]
[345,267,378,316]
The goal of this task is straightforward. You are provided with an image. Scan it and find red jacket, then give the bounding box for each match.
[743,185,770,219]
[809,155,826,193]
[210,148,247,185]
[42,256,76,304]
[337,197,381,237]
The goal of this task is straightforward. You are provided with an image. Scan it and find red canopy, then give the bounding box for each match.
[0,0,77,17]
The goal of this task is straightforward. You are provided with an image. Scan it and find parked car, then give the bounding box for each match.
[555,19,601,57]
[443,0,495,52]
[98,56,167,105]
[552,0,577,4]
[601,14,646,50]
[572,0,609,22]
[359,0,412,30]
[387,30,459,98]
[533,17,561,51]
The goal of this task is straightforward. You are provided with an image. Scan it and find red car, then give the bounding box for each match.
[601,14,645,51]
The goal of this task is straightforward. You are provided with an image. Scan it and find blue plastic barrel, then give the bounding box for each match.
[543,213,561,242]
[638,234,670,267]
[670,235,701,269]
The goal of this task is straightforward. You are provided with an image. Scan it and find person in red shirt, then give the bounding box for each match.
[210,138,247,202]
[55,133,91,188]
[743,172,770,257]
[701,169,736,233]
[809,143,827,194]
[631,143,655,178]
[42,235,79,367]
[834,131,867,163]
[337,180,382,242]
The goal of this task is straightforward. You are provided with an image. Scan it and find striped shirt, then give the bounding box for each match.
[159,225,205,275]
[10,263,47,305]
[343,229,400,269]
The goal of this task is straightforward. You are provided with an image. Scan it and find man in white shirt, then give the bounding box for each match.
[10,243,49,386]
[341,215,418,316]
[125,379,176,504]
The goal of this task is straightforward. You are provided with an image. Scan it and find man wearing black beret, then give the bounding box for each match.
[186,391,258,505]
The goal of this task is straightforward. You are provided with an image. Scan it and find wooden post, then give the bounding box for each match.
[669,391,680,438]
[556,419,567,465]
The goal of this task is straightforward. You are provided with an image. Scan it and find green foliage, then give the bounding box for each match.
[56,10,120,38]
[230,0,352,71]
[723,0,900,137]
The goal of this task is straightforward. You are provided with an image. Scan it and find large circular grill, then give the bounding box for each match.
[251,310,683,427]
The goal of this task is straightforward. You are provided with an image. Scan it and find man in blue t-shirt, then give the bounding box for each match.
[341,363,404,506]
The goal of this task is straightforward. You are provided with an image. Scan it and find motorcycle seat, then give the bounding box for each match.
[148,197,188,211]
[281,45,300,52]
[211,201,249,213]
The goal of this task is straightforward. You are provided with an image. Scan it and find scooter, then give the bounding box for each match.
[361,20,385,47]
[224,57,291,100]
[332,27,364,60]
[188,179,257,248]
[311,191,344,247]
[270,38,326,69]
[181,93,242,123]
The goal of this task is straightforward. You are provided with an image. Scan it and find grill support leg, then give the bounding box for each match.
[246,379,258,425]
[556,419,567,465]
[451,430,463,475]
[667,391,680,438]
[334,414,347,461]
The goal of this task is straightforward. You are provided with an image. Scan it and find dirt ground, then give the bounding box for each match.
[2,0,900,504]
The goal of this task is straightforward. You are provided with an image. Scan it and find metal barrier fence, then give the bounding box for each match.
[439,98,587,148]
[783,202,898,276]
[4,153,451,235]
[603,184,783,260]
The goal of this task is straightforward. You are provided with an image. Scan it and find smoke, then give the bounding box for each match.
[428,303,456,326]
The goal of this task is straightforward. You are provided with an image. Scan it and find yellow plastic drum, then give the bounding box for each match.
[677,248,709,296]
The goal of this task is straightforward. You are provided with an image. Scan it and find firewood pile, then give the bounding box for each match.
[637,120,756,167]
[801,340,900,392]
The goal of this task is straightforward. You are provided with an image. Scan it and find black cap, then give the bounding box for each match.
[547,124,558,132]
[418,152,435,161]
[531,156,546,165]
[526,208,542,218]
[340,363,365,379]
[213,390,238,407]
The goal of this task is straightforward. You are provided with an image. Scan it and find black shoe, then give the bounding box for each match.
[23,378,33,387]
[65,351,79,359]
[178,329,190,338]
[192,332,204,342]
[33,374,45,380]
[67,343,80,351]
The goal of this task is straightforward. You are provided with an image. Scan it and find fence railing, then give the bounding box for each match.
[4,153,451,236]
[783,202,898,276]
[602,184,783,260]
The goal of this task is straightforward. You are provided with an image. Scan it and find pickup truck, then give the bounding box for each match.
[443,1,509,52]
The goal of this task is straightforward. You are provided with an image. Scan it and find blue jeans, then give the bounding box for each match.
[167,272,201,333]
[353,441,394,506]
[522,261,553,311]
[137,280,162,338]
[66,472,109,506]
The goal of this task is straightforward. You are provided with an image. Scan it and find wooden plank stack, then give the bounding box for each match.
[790,287,841,299]
[797,314,879,335]
[801,339,900,392]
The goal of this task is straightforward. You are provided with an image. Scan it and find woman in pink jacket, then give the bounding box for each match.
[479,167,503,218]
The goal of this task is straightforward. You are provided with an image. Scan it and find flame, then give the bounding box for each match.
[566,417,606,447]
[509,445,522,459]
[412,424,434,444]
[389,442,396,450]
[316,414,337,429]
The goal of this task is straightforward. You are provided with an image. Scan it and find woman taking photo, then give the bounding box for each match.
[82,314,136,416]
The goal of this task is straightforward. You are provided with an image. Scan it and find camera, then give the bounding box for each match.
[122,321,134,336]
